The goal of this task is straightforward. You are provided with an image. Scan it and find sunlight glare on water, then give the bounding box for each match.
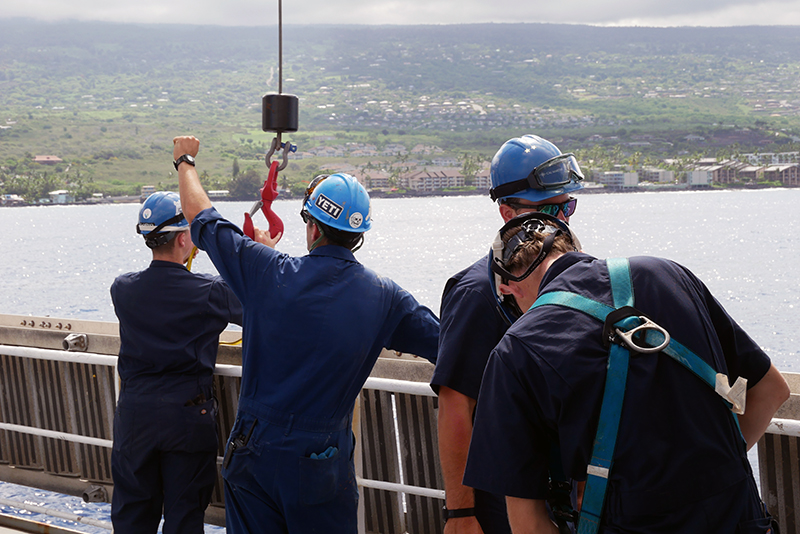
[0,189,797,529]
[0,189,797,365]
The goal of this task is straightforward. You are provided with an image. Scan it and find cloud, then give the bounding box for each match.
[3,0,800,26]
[605,0,800,27]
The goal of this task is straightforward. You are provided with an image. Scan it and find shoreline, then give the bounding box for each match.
[1,183,797,208]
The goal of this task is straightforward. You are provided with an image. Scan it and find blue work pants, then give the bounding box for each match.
[111,382,218,534]
[222,400,357,533]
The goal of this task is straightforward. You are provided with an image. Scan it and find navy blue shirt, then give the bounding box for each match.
[111,260,243,391]
[431,255,509,398]
[430,254,515,534]
[465,253,771,523]
[191,207,439,423]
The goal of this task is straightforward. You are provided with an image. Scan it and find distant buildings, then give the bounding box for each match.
[598,171,639,188]
[401,169,464,192]
[33,155,63,165]
[141,185,155,200]
[48,190,73,204]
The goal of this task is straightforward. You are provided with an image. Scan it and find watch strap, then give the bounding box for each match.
[442,506,476,522]
[173,154,195,171]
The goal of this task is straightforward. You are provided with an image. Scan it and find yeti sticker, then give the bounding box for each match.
[349,212,363,228]
[315,194,343,220]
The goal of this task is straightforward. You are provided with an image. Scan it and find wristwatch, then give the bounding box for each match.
[173,154,196,171]
[442,506,475,523]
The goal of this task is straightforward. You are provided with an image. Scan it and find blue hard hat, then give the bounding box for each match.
[489,135,584,203]
[302,173,371,233]
[136,191,187,247]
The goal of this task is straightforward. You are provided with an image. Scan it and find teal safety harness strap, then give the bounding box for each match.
[529,258,742,534]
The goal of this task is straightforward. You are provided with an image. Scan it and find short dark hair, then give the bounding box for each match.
[312,217,363,250]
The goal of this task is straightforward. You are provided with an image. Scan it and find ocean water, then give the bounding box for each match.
[0,189,798,529]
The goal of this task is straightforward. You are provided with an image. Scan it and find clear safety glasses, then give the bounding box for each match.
[489,153,584,201]
[505,196,578,219]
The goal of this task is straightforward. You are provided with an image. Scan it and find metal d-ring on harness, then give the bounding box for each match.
[529,258,747,534]
[601,306,670,354]
[242,0,299,241]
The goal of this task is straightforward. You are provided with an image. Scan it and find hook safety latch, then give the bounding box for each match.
[265,136,297,172]
[602,306,670,354]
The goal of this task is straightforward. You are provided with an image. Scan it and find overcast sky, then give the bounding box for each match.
[3,0,800,27]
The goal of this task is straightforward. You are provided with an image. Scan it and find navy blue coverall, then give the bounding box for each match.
[110,260,242,534]
[465,253,773,533]
[191,207,440,534]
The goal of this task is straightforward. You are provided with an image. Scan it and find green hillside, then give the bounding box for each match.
[2,20,800,198]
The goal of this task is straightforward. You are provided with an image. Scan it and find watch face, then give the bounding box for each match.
[184,155,195,164]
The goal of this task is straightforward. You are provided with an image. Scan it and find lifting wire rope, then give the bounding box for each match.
[217,0,300,347]
[243,0,298,241]
[186,2,293,346]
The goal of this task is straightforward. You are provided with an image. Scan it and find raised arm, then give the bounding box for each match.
[173,136,211,223]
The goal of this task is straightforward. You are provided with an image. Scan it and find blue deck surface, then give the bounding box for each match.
[0,482,225,533]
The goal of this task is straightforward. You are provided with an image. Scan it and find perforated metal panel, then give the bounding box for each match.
[0,354,114,481]
[0,316,448,533]
[359,389,445,534]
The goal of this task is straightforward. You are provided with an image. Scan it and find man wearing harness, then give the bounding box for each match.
[172,135,440,533]
[431,135,583,534]
[110,191,243,534]
[463,213,789,533]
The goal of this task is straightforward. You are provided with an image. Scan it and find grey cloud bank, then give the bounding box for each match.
[2,0,800,26]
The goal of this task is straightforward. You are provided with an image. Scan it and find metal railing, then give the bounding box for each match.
[0,343,443,532]
[5,341,798,533]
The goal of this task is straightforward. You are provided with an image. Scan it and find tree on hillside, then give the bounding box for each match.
[200,170,211,187]
[459,152,482,186]
[628,151,643,171]
[4,171,63,203]
[228,168,261,200]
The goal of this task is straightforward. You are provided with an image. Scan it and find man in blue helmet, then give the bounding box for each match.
[110,191,243,534]
[463,213,787,533]
[431,135,583,534]
[171,135,439,533]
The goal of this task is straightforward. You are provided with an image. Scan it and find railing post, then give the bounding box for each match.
[758,371,800,532]
[354,394,365,534]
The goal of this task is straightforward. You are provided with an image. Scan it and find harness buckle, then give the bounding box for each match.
[602,306,670,354]
[616,318,670,354]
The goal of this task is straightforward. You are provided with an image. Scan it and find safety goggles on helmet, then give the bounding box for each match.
[490,154,584,202]
[490,212,577,285]
[504,196,578,219]
[302,174,329,207]
[300,174,330,224]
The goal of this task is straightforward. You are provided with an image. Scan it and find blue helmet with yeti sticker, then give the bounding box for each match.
[302,173,371,233]
[489,135,584,204]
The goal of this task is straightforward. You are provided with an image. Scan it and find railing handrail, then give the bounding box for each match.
[0,344,440,501]
[11,342,796,505]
